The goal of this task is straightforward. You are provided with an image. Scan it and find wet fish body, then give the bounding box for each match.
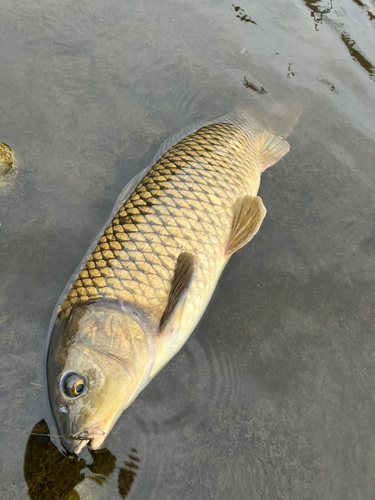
[47,115,289,454]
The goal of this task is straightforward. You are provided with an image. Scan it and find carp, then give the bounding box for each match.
[46,113,289,454]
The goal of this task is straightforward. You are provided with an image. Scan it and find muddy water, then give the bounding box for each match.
[0,0,375,498]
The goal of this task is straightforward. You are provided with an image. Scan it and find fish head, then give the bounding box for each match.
[47,300,153,455]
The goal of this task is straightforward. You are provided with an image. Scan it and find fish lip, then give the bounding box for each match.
[63,422,106,455]
[75,422,106,440]
[73,438,90,455]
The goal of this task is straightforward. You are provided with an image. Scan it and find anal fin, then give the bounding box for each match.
[225,195,266,257]
[258,130,290,171]
[159,252,197,333]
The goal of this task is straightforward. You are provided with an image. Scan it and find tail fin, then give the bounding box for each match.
[216,89,302,140]
[212,90,300,169]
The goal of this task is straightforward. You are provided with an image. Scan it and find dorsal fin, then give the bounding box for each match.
[159,252,197,333]
[225,195,266,257]
[258,131,290,171]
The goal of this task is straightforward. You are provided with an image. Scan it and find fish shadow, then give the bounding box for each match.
[23,420,139,499]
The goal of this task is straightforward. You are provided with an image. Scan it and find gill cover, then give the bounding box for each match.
[47,300,154,453]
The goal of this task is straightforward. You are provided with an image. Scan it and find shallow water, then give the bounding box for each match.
[1,0,375,498]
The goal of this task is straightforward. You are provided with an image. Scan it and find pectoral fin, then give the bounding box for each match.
[258,131,289,171]
[225,195,266,257]
[159,252,197,333]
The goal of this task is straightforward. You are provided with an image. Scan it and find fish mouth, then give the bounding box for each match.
[62,422,107,455]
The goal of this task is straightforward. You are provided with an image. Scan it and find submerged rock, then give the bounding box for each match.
[0,141,18,192]
[0,142,14,177]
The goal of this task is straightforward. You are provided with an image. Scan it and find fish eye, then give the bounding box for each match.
[61,372,87,399]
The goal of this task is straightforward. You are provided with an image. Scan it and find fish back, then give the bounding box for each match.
[59,123,261,321]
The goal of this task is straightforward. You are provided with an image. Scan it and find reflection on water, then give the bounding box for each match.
[302,0,333,29]
[118,450,139,499]
[287,62,296,79]
[231,5,257,24]
[351,0,375,21]
[243,76,267,94]
[24,421,138,499]
[302,0,375,81]
[340,31,375,81]
[317,77,338,93]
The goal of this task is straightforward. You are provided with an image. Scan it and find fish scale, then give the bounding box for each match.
[58,122,260,321]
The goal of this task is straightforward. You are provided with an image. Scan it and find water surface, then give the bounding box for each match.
[1,0,375,498]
